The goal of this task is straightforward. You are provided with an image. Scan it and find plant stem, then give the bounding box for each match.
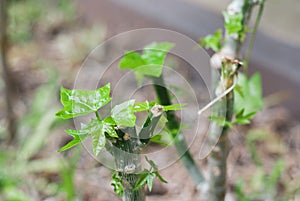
[207,0,249,199]
[207,73,234,200]
[114,127,145,201]
[0,0,17,144]
[139,104,163,145]
[151,75,205,186]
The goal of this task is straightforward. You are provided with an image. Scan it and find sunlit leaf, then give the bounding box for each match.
[142,42,174,66]
[56,83,111,119]
[59,118,117,154]
[92,125,106,156]
[119,51,145,70]
[134,101,151,112]
[111,100,136,127]
[119,42,174,83]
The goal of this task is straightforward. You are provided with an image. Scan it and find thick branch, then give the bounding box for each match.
[207,0,252,200]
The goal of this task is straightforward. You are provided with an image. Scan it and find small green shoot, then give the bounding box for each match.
[200,29,223,52]
[119,42,174,84]
[133,157,167,192]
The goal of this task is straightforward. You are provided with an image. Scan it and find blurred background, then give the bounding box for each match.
[0,0,299,200]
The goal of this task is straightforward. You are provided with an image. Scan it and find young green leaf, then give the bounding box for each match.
[92,127,106,156]
[142,42,174,66]
[119,42,174,84]
[234,73,263,116]
[162,103,184,111]
[59,118,117,154]
[223,12,243,35]
[146,173,156,192]
[155,172,168,184]
[150,134,170,146]
[111,172,124,196]
[201,29,223,52]
[119,51,145,70]
[56,83,112,119]
[145,156,158,171]
[133,171,149,191]
[134,101,152,112]
[234,109,256,125]
[111,100,136,127]
[89,119,118,155]
[58,133,89,152]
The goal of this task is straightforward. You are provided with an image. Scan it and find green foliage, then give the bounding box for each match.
[111,100,136,127]
[111,172,124,196]
[234,73,263,124]
[58,133,88,153]
[56,84,182,155]
[235,159,286,200]
[150,134,170,146]
[162,104,184,111]
[223,12,243,35]
[200,29,223,52]
[119,42,174,84]
[56,83,111,119]
[134,157,167,192]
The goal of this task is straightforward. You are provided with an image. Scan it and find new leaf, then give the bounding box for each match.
[119,42,174,84]
[56,83,112,119]
[58,119,117,155]
[234,73,263,124]
[111,100,136,127]
[201,29,223,52]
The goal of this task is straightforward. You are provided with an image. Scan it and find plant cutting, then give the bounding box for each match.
[200,0,266,200]
[56,83,182,201]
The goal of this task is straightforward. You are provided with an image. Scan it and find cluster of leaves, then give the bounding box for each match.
[119,42,174,84]
[234,72,263,124]
[200,29,223,52]
[200,6,247,51]
[56,83,183,156]
[111,171,124,196]
[56,81,183,197]
[110,157,167,196]
[223,12,244,35]
[133,157,167,192]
